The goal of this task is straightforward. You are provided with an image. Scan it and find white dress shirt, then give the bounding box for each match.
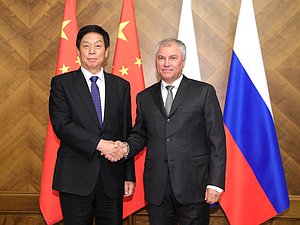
[161,75,183,105]
[81,67,105,123]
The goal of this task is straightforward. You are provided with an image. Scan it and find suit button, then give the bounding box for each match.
[166,138,170,142]
[167,119,171,123]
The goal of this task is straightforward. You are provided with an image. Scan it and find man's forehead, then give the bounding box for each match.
[82,39,103,42]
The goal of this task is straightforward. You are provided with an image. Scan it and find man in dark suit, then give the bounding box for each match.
[123,38,226,225]
[49,25,134,225]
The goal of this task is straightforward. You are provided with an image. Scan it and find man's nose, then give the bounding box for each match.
[164,58,170,66]
[89,46,95,54]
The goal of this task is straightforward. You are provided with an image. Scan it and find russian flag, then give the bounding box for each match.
[219,0,290,224]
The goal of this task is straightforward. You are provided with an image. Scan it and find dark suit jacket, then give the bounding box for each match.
[127,75,226,206]
[49,68,135,198]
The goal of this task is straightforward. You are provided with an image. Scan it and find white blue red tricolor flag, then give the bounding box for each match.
[219,0,290,224]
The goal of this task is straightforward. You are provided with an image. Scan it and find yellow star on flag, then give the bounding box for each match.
[61,20,71,40]
[59,64,70,73]
[75,56,81,66]
[134,57,142,68]
[119,66,129,76]
[118,21,130,41]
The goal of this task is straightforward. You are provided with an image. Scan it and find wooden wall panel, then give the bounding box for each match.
[0,0,299,224]
[0,0,31,194]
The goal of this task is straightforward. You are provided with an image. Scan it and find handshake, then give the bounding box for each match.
[97,139,129,162]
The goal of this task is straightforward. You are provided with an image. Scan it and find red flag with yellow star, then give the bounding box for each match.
[39,0,79,224]
[112,0,147,218]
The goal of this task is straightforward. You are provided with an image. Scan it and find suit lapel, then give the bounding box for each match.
[72,69,101,128]
[168,76,191,117]
[150,81,167,117]
[102,72,114,129]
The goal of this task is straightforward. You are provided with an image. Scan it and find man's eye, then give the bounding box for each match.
[170,56,177,60]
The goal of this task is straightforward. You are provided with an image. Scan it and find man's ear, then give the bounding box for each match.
[105,47,109,58]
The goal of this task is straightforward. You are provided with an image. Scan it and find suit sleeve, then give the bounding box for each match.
[49,76,100,160]
[127,94,147,158]
[123,83,136,182]
[204,85,226,190]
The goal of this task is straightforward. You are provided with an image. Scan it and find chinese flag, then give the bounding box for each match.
[112,0,147,218]
[39,0,79,224]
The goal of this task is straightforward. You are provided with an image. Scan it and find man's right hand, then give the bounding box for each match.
[96,140,128,162]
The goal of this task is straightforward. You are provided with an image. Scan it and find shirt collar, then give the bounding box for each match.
[81,67,105,82]
[161,75,183,90]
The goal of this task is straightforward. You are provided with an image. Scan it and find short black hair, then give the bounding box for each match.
[76,25,110,49]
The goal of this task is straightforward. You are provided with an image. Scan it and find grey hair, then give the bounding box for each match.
[155,38,186,60]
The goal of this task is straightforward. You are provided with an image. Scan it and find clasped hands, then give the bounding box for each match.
[97,139,128,162]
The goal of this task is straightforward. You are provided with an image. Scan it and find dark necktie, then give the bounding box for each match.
[165,85,174,116]
[90,76,103,127]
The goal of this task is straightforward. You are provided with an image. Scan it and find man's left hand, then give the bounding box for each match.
[124,181,135,197]
[205,188,221,204]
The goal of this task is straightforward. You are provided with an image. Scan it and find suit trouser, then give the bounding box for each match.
[148,175,209,225]
[59,172,123,225]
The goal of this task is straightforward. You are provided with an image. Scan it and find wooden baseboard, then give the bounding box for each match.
[0,192,40,214]
[0,193,299,223]
[129,195,300,218]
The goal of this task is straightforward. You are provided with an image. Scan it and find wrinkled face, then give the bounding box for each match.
[78,32,109,74]
[156,41,185,84]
